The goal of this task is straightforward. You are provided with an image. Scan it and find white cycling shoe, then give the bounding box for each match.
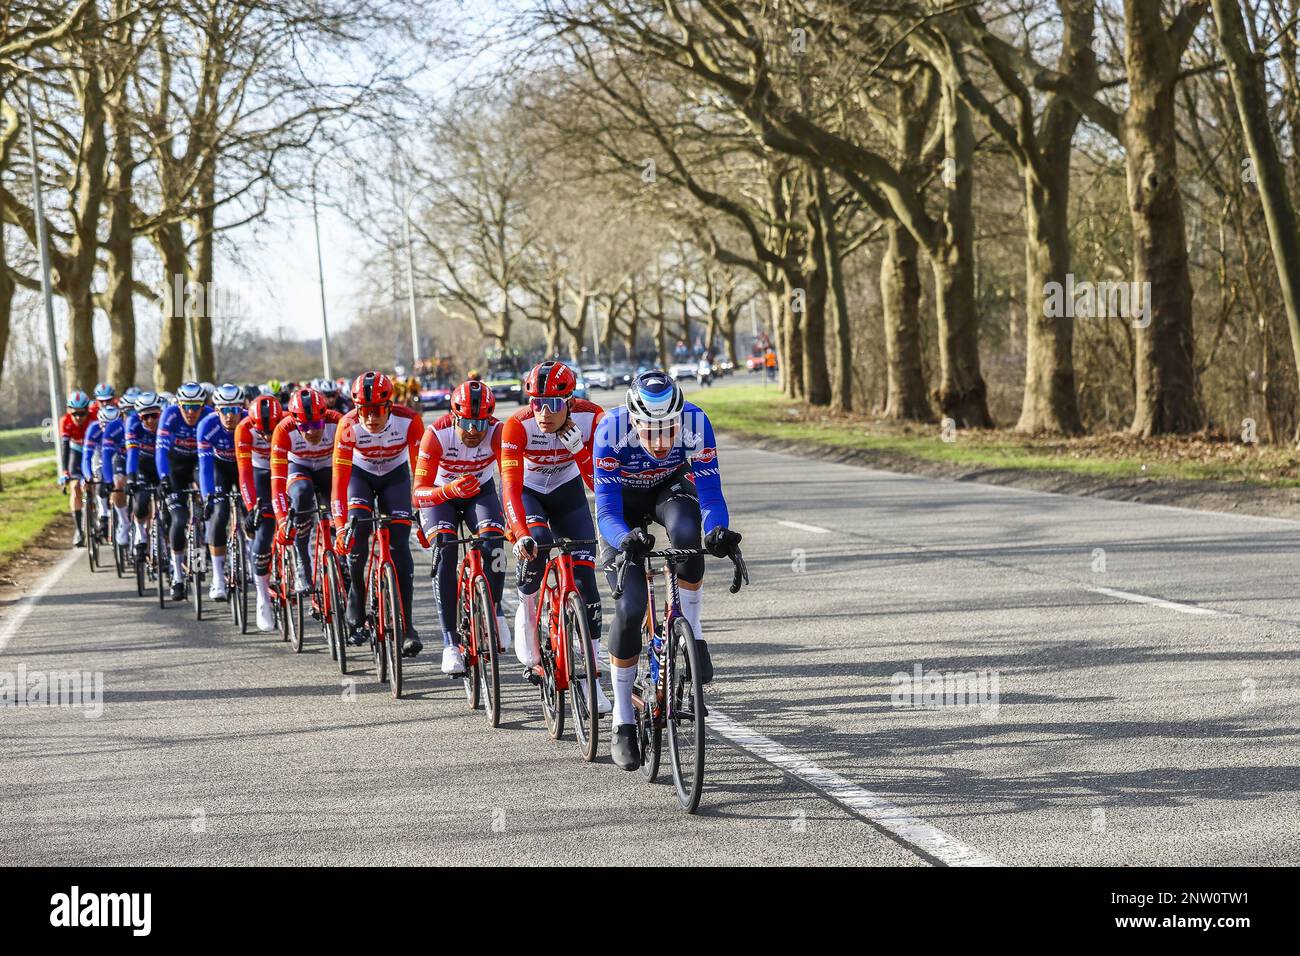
[585,678,613,715]
[209,580,227,601]
[115,524,130,547]
[255,594,275,632]
[514,594,539,668]
[496,613,511,652]
[441,644,466,676]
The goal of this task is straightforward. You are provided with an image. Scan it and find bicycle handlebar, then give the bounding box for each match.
[611,545,748,599]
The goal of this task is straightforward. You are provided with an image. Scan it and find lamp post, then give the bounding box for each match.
[402,179,438,371]
[311,170,333,380]
[24,79,63,425]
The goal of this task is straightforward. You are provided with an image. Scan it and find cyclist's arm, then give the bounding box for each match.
[125,421,139,477]
[269,421,292,523]
[330,418,355,530]
[234,419,258,512]
[689,409,730,533]
[592,414,631,545]
[57,416,70,476]
[404,407,423,474]
[412,427,445,509]
[81,427,98,482]
[197,421,216,498]
[574,403,603,491]
[500,415,529,540]
[105,427,124,480]
[154,408,173,479]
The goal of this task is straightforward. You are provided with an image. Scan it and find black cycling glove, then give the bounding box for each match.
[619,528,656,562]
[704,526,742,558]
[241,508,260,537]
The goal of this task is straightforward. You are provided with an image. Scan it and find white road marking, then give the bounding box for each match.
[709,710,1002,866]
[1086,586,1225,617]
[0,548,81,653]
[777,519,830,535]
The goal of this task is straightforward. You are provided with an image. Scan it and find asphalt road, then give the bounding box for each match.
[3,382,1298,866]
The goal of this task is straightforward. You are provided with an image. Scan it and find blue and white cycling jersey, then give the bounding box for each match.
[592,402,729,546]
[124,413,157,476]
[197,409,244,496]
[82,418,125,482]
[155,403,212,478]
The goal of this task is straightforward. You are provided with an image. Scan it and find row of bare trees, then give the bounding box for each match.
[386,0,1300,439]
[1,0,424,405]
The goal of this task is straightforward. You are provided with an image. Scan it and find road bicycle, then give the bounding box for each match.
[296,504,347,672]
[225,490,250,632]
[84,480,102,572]
[280,504,338,655]
[185,488,208,619]
[528,537,602,762]
[343,512,406,699]
[152,486,171,609]
[428,527,502,727]
[110,485,126,579]
[274,516,306,653]
[612,535,748,813]
[133,482,158,598]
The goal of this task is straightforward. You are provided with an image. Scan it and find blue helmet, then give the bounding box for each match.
[135,391,162,414]
[213,383,244,408]
[626,370,683,423]
[97,404,122,424]
[158,390,175,407]
[93,382,116,403]
[67,389,91,411]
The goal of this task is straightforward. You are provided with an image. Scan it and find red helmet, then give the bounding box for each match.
[289,387,326,425]
[351,371,394,406]
[451,380,495,420]
[524,362,576,399]
[248,395,284,432]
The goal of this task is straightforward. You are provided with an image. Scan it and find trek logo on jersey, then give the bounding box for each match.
[502,440,519,451]
[595,456,621,471]
[692,446,717,464]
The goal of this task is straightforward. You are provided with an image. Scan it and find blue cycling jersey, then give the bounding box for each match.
[197,409,244,497]
[125,414,158,476]
[82,418,125,482]
[155,403,212,477]
[592,402,729,546]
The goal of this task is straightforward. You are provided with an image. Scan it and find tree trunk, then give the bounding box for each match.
[802,194,832,406]
[152,223,189,390]
[190,162,216,382]
[780,270,807,400]
[1211,0,1300,418]
[1123,0,1203,435]
[105,99,136,388]
[816,169,853,412]
[880,222,932,420]
[931,84,993,427]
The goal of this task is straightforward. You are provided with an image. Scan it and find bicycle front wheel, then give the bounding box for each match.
[666,616,705,813]
[86,495,99,573]
[325,552,348,674]
[286,548,304,653]
[112,510,124,578]
[380,564,404,699]
[564,590,598,762]
[472,575,500,727]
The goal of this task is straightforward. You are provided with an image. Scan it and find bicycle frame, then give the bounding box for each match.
[537,547,586,693]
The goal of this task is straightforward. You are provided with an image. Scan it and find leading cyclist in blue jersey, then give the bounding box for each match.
[592,370,743,770]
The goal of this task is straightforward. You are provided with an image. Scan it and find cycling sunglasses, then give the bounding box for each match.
[455,416,490,433]
[139,411,161,421]
[300,420,324,431]
[357,402,390,413]
[69,409,89,417]
[530,397,566,413]
[180,402,205,413]
[215,404,242,414]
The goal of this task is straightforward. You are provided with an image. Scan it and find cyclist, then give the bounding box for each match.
[501,361,608,709]
[82,403,129,549]
[331,371,423,650]
[236,394,286,631]
[124,391,163,564]
[413,379,511,675]
[593,370,742,769]
[270,387,341,596]
[313,377,352,415]
[198,384,248,602]
[59,390,93,548]
[88,381,117,419]
[156,382,213,601]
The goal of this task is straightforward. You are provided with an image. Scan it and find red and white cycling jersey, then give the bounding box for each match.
[333,405,423,477]
[501,399,604,539]
[413,414,503,494]
[272,409,342,470]
[235,416,276,511]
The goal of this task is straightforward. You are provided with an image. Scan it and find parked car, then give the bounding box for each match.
[581,364,612,389]
[609,364,635,388]
[561,362,590,401]
[746,354,763,373]
[418,376,452,412]
[485,366,524,405]
[669,361,699,382]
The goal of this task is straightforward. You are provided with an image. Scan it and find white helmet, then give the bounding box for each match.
[626,370,683,423]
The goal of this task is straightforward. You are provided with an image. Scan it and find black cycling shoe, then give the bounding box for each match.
[346,623,369,647]
[694,639,714,684]
[523,666,541,686]
[135,542,148,562]
[72,526,85,548]
[170,581,186,602]
[402,633,422,658]
[611,724,641,771]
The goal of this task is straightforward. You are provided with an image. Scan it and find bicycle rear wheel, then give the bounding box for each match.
[539,603,564,741]
[472,575,500,727]
[190,516,203,621]
[380,564,404,699]
[154,512,168,609]
[86,493,99,573]
[564,590,598,762]
[666,616,705,813]
[112,509,124,578]
[136,525,146,597]
[286,547,304,653]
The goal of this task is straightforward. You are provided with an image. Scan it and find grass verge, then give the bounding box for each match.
[0,427,51,460]
[690,383,1300,487]
[0,462,68,563]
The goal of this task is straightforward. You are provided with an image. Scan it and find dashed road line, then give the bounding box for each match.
[1086,586,1225,617]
